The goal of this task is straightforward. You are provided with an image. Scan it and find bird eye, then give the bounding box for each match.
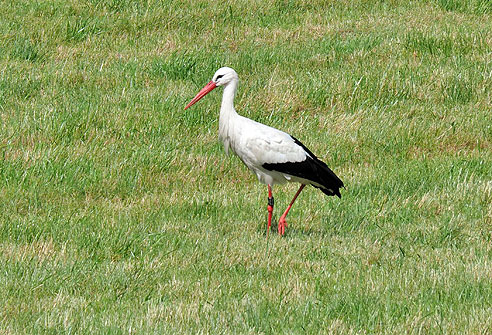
[215,74,224,80]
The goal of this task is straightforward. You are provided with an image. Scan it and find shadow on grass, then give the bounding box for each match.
[256,221,329,238]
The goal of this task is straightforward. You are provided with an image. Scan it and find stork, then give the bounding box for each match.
[184,67,343,236]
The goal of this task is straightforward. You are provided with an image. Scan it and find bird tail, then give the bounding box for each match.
[310,158,344,198]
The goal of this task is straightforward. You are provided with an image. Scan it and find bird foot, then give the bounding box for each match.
[278,216,288,236]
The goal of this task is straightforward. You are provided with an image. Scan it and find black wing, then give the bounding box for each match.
[262,136,344,198]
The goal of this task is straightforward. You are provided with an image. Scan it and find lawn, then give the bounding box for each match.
[0,0,491,333]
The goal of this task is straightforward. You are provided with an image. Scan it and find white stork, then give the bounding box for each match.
[184,67,343,236]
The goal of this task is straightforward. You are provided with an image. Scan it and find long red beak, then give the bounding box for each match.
[184,81,217,110]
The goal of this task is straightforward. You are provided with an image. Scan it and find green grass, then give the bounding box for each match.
[1,0,491,333]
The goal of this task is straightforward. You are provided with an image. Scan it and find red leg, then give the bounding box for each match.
[267,185,274,238]
[278,184,306,236]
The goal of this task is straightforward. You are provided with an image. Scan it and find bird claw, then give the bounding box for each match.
[278,216,288,236]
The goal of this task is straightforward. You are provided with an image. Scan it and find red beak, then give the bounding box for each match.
[184,81,217,110]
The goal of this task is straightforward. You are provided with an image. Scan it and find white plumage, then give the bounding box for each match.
[229,116,308,185]
[185,67,343,236]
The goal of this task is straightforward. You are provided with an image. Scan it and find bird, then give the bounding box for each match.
[184,67,343,236]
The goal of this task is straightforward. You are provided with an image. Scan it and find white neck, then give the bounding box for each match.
[218,79,239,153]
[220,80,238,116]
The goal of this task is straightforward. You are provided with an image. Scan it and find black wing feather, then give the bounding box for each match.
[262,136,344,198]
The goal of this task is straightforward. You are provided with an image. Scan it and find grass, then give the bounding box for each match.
[0,0,491,333]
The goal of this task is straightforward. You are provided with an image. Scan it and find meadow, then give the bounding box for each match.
[0,0,491,333]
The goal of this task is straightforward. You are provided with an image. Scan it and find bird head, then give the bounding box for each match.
[212,67,238,87]
[184,67,238,110]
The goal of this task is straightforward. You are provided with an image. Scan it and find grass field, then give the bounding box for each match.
[1,0,491,333]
